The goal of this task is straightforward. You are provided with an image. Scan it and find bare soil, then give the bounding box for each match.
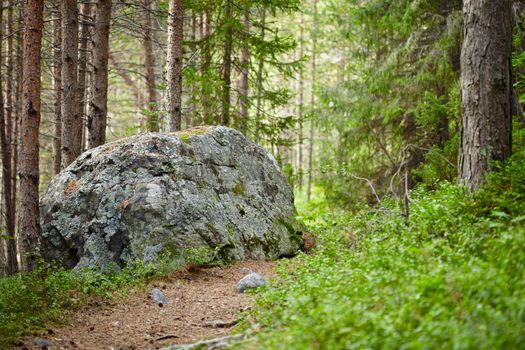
[18,260,275,350]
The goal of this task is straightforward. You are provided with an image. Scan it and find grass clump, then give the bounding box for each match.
[249,151,525,349]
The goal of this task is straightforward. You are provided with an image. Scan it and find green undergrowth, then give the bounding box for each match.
[249,151,525,349]
[0,254,182,347]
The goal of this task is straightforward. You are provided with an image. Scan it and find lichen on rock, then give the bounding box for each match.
[40,126,303,269]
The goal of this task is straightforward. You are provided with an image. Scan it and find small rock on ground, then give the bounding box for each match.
[235,272,268,293]
[152,288,170,304]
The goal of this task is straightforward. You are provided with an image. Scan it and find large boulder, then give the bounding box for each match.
[40,126,302,269]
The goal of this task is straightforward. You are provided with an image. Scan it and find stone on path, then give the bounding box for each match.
[236,269,268,293]
[152,288,170,305]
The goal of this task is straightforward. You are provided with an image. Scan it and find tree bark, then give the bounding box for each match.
[238,11,250,134]
[254,9,266,142]
[186,10,196,128]
[142,0,159,131]
[52,3,62,175]
[459,0,513,191]
[201,9,213,124]
[297,10,304,191]
[3,0,18,274]
[306,0,317,202]
[166,0,183,132]
[19,0,43,272]
[61,0,81,167]
[221,0,233,127]
[88,0,112,148]
[78,2,91,151]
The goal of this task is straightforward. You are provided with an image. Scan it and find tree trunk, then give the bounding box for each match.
[61,0,81,167]
[166,0,183,132]
[88,0,112,148]
[185,10,196,128]
[296,10,304,191]
[221,0,233,127]
[52,3,62,175]
[306,0,317,202]
[459,0,513,191]
[18,0,43,272]
[0,0,18,275]
[13,0,23,248]
[109,53,143,109]
[238,11,250,134]
[3,0,18,275]
[201,9,212,124]
[78,2,91,152]
[254,9,266,142]
[142,0,159,131]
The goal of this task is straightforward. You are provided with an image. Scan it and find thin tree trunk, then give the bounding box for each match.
[306,0,317,202]
[201,9,212,124]
[13,1,23,253]
[109,53,143,109]
[221,0,233,127]
[0,0,9,274]
[19,0,44,272]
[78,2,91,152]
[238,11,250,134]
[61,0,81,167]
[88,0,112,148]
[3,0,18,275]
[185,10,196,128]
[254,9,266,142]
[297,10,304,191]
[52,3,62,175]
[142,0,159,131]
[166,0,183,132]
[459,0,513,191]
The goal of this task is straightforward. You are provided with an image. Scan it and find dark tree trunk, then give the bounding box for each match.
[88,0,112,148]
[221,0,233,127]
[3,0,18,275]
[19,0,43,272]
[142,0,159,131]
[459,0,513,191]
[4,0,18,274]
[166,0,183,132]
[52,2,62,175]
[61,0,81,167]
[78,2,91,151]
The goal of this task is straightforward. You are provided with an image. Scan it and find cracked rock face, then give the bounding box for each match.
[40,126,302,270]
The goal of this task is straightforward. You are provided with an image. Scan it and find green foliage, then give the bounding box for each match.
[313,1,463,206]
[182,246,217,267]
[249,151,525,349]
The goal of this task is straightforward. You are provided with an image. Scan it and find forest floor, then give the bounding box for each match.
[17,260,275,350]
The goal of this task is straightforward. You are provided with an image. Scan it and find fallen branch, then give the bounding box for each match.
[161,334,247,350]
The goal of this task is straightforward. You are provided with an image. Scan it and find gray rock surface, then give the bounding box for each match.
[236,271,268,293]
[152,288,170,305]
[40,126,302,269]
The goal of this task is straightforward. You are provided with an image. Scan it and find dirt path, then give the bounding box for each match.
[19,260,275,350]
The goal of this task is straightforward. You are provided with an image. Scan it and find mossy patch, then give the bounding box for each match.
[232,182,245,196]
[172,126,212,143]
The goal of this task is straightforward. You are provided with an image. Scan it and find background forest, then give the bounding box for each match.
[1,0,525,348]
